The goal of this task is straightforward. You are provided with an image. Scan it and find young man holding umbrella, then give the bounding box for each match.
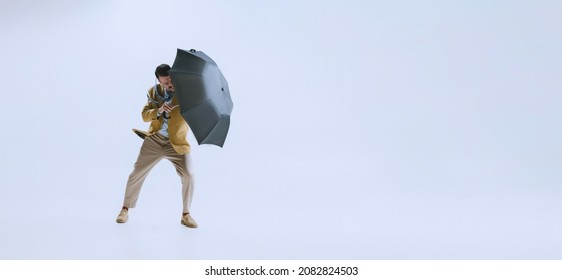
[115,64,198,228]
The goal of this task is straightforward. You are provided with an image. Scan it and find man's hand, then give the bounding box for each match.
[158,103,179,114]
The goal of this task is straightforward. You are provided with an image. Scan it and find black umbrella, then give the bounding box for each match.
[169,49,233,147]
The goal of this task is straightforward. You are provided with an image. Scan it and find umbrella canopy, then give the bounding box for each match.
[169,48,233,147]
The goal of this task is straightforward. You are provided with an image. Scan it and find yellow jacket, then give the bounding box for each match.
[134,84,191,155]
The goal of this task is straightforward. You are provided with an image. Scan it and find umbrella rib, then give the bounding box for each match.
[169,70,205,77]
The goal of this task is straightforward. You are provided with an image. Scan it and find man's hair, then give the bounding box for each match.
[155,64,171,79]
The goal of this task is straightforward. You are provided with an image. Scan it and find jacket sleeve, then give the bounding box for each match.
[142,89,160,122]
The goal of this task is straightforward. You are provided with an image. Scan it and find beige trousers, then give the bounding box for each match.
[123,133,194,213]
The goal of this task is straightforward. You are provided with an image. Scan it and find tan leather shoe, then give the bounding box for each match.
[116,209,128,223]
[181,214,198,228]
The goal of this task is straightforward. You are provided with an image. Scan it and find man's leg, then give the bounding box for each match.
[122,135,164,210]
[165,145,196,227]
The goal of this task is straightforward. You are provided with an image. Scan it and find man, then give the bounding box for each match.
[116,64,198,228]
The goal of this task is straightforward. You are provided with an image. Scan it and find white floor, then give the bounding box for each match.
[2,145,561,259]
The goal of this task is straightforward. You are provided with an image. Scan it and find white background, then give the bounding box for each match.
[0,0,561,259]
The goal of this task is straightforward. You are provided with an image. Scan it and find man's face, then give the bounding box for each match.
[158,76,175,92]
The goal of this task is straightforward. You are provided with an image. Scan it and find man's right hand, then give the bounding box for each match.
[158,103,179,114]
